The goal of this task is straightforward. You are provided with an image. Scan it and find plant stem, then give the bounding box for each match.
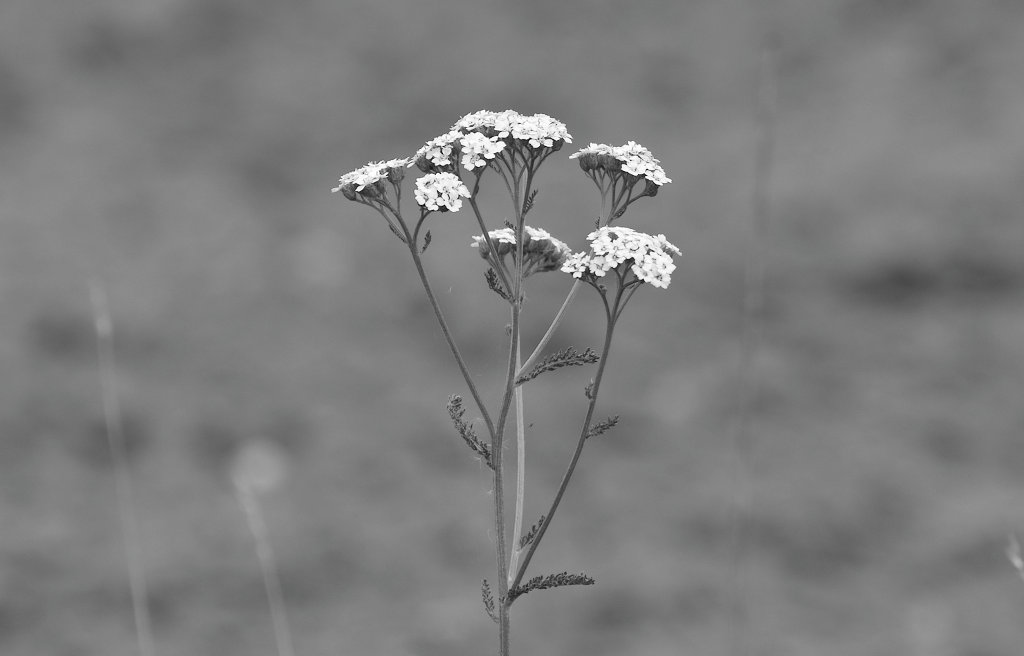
[509,286,620,593]
[236,486,296,656]
[407,247,498,443]
[508,339,527,587]
[516,279,581,380]
[492,302,520,656]
[89,282,157,656]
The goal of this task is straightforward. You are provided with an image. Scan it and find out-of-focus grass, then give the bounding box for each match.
[0,1,1023,655]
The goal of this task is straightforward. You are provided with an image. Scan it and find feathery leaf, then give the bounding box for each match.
[481,579,498,623]
[519,515,546,549]
[447,395,493,469]
[586,416,619,439]
[508,571,595,604]
[516,347,600,386]
[485,268,512,303]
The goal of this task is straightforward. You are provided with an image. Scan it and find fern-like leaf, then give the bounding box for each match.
[481,579,498,623]
[387,222,408,244]
[522,189,539,217]
[447,395,493,469]
[508,571,595,604]
[519,515,546,549]
[485,268,512,303]
[586,416,619,439]
[420,230,432,253]
[516,347,600,386]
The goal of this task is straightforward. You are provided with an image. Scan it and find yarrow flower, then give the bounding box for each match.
[452,110,573,149]
[472,225,572,276]
[459,132,506,171]
[562,226,680,289]
[412,131,462,171]
[569,141,671,186]
[414,172,471,212]
[332,158,410,199]
[412,110,573,172]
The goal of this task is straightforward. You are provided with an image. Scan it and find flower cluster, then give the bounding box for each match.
[570,142,671,187]
[413,110,573,172]
[414,172,471,212]
[331,158,409,200]
[452,110,573,149]
[459,132,507,171]
[472,225,572,276]
[562,226,680,289]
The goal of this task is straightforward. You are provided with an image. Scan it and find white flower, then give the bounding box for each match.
[332,159,402,194]
[561,226,680,289]
[452,109,572,149]
[471,224,572,274]
[569,141,672,186]
[414,173,471,212]
[460,132,506,170]
[413,130,463,168]
[470,227,516,250]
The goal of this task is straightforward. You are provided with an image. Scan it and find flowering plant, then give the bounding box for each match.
[333,109,676,655]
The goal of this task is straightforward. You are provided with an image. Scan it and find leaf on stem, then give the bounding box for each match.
[522,189,539,217]
[519,514,546,549]
[485,268,512,303]
[481,579,498,623]
[508,571,595,604]
[420,230,432,254]
[387,222,408,244]
[584,380,595,399]
[447,395,493,469]
[515,347,600,386]
[586,416,619,440]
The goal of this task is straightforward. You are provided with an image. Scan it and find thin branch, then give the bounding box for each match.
[510,284,623,592]
[235,486,296,656]
[89,282,157,656]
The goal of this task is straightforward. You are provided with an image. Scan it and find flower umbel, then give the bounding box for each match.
[472,225,572,278]
[332,158,410,200]
[569,142,670,222]
[562,226,680,289]
[414,172,471,212]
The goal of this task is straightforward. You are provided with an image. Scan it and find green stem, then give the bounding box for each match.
[516,279,581,379]
[509,284,621,593]
[508,339,527,587]
[407,246,498,442]
[90,282,157,656]
[493,303,520,656]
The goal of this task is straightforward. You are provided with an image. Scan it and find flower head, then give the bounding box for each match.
[414,172,471,212]
[472,224,572,276]
[332,158,410,199]
[562,226,680,289]
[452,109,572,150]
[459,132,506,171]
[570,141,671,186]
[412,130,463,171]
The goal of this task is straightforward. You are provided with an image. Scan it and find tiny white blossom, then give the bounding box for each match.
[471,227,516,249]
[569,141,671,186]
[471,224,572,274]
[414,173,471,212]
[414,130,463,168]
[561,226,680,289]
[460,132,506,170]
[332,160,389,193]
[452,109,572,149]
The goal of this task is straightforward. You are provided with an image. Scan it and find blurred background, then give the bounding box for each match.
[1,0,1023,654]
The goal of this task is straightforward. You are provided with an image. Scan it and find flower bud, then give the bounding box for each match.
[338,183,358,200]
[387,165,406,184]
